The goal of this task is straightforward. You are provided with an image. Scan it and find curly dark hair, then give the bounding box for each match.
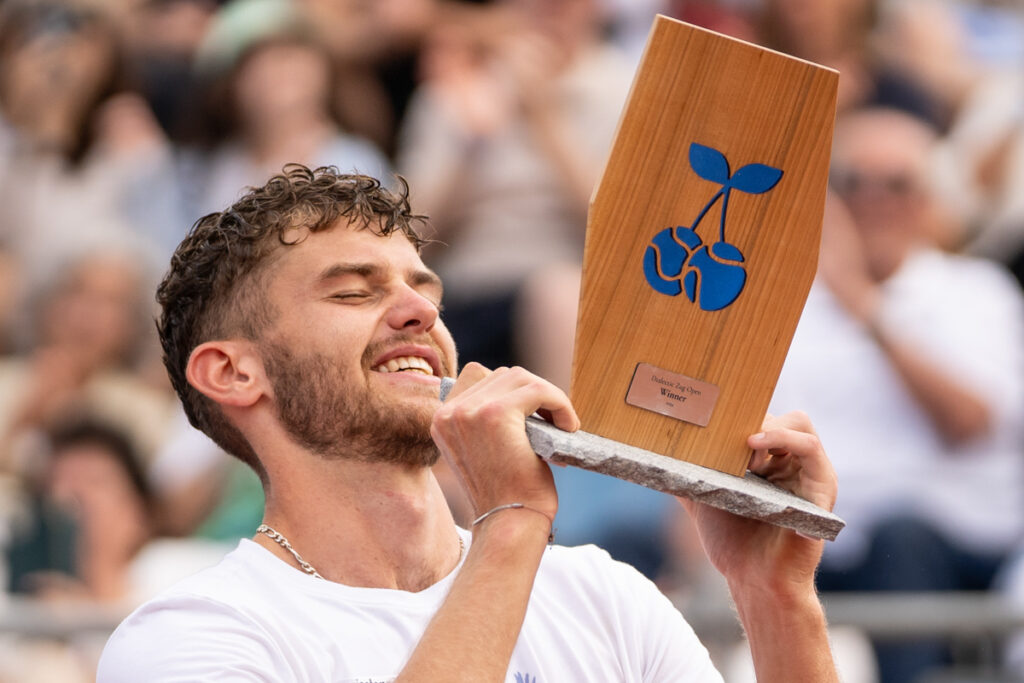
[156,165,428,477]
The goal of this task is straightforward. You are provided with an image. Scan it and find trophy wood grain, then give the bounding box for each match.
[570,16,838,475]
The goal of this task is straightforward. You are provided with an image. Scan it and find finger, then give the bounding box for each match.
[749,411,819,461]
[504,381,579,432]
[753,452,802,483]
[757,410,814,435]
[445,362,492,401]
[747,448,772,473]
[747,415,836,509]
[461,367,579,431]
[748,427,822,471]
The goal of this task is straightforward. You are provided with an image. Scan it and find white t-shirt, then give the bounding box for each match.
[98,529,722,682]
[771,248,1024,566]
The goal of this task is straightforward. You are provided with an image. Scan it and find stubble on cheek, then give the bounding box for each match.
[262,339,440,466]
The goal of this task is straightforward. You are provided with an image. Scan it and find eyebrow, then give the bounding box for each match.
[315,262,444,294]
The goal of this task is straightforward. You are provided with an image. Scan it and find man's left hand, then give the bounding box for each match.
[679,411,837,597]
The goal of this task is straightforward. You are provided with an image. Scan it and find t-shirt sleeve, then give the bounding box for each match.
[620,564,724,682]
[97,594,292,682]
[582,547,724,682]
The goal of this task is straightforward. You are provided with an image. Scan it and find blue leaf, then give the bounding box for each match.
[689,143,730,184]
[728,163,783,194]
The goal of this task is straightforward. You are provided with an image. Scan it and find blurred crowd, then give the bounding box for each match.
[0,0,1023,681]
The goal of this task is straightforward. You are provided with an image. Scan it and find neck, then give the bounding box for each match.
[867,239,915,283]
[257,454,461,592]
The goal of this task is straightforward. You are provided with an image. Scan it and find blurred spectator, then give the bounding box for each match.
[148,409,264,540]
[0,252,175,475]
[398,0,631,385]
[0,0,184,283]
[872,0,978,127]
[7,420,154,603]
[667,0,757,42]
[771,108,1024,683]
[119,0,217,145]
[932,55,1024,284]
[1,418,232,682]
[296,0,439,158]
[192,26,391,215]
[757,0,944,127]
[0,244,21,355]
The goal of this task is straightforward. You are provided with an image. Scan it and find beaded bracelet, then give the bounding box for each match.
[472,503,555,544]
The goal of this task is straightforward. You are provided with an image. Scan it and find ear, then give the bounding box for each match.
[186,340,267,408]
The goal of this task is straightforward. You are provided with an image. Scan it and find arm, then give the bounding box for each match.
[819,196,991,445]
[866,323,990,443]
[681,412,840,682]
[397,363,578,682]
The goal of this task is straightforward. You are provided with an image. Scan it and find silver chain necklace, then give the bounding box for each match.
[256,523,465,580]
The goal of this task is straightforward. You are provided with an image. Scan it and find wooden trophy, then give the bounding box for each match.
[444,16,844,540]
[572,16,837,474]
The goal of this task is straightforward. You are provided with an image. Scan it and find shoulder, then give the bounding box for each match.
[529,544,722,679]
[98,593,283,682]
[97,542,290,682]
[901,249,1021,296]
[539,542,641,581]
[535,543,673,613]
[886,249,1024,326]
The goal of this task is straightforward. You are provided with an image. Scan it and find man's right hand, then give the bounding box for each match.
[429,363,579,526]
[400,366,578,681]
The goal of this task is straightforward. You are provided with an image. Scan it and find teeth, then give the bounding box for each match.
[373,355,434,376]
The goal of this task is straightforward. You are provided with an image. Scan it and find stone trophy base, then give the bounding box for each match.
[440,378,844,541]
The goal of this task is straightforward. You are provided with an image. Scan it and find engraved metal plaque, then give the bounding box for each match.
[625,362,720,427]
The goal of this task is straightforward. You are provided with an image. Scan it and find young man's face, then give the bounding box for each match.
[254,222,458,465]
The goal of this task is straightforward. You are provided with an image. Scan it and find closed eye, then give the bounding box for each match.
[330,292,372,302]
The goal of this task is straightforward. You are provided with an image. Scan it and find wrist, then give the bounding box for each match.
[471,502,554,549]
[473,503,554,541]
[730,579,838,683]
[729,573,822,620]
[854,289,884,329]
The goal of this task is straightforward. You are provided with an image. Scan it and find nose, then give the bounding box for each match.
[385,284,439,333]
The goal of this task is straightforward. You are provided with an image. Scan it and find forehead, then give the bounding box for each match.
[834,113,932,171]
[270,222,428,288]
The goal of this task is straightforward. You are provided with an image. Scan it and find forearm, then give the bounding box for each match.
[527,106,598,210]
[731,582,837,683]
[871,322,991,444]
[398,92,479,231]
[396,512,551,682]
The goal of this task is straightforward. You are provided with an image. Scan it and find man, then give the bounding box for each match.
[99,166,838,681]
[772,108,1024,682]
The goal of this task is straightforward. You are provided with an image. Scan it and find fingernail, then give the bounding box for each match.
[750,432,767,444]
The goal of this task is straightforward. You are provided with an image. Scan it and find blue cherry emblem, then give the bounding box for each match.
[643,143,783,311]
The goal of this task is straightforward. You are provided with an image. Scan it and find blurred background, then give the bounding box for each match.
[0,0,1022,681]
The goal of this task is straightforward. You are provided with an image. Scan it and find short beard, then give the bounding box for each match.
[260,340,439,467]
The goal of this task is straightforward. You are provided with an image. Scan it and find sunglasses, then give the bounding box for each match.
[830,168,919,198]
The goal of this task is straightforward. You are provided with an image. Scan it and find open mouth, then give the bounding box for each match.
[372,355,435,376]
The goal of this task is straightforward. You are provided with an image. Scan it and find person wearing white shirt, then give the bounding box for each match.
[99,165,839,682]
[772,107,1024,683]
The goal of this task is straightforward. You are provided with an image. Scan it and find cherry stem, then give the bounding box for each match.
[690,187,724,238]
[718,187,732,245]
